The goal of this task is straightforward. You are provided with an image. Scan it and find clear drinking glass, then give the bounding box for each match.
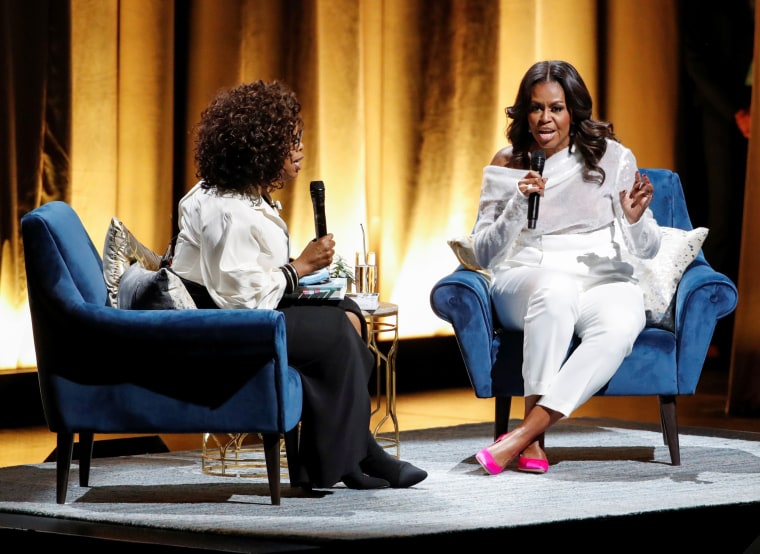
[354,263,369,293]
[355,252,377,293]
[367,252,377,292]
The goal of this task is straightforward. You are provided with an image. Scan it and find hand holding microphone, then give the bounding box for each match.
[295,235,334,276]
[527,150,545,229]
[291,180,333,276]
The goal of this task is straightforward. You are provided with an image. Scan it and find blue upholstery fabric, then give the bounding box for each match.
[21,201,303,504]
[429,169,738,464]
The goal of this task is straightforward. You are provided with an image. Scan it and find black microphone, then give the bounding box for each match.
[310,180,327,238]
[528,150,545,229]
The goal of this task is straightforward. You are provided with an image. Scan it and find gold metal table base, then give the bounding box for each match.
[364,302,400,457]
[201,432,288,478]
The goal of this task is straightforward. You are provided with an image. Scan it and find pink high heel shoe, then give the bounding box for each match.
[517,455,549,474]
[475,447,506,475]
[492,433,550,474]
[475,432,511,475]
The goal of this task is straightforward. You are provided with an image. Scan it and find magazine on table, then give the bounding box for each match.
[283,268,346,300]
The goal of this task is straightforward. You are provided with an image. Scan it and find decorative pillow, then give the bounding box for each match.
[117,264,197,310]
[447,235,491,280]
[102,216,163,308]
[628,226,708,330]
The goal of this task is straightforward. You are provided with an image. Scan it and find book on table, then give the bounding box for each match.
[285,277,347,300]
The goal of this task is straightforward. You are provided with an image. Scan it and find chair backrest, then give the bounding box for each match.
[22,201,108,307]
[640,168,694,230]
[641,169,709,269]
[21,202,113,387]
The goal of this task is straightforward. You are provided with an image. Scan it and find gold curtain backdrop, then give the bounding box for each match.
[1,0,694,371]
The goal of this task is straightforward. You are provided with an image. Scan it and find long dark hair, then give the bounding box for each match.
[506,60,617,184]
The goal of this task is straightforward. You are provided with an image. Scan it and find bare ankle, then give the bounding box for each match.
[521,440,547,460]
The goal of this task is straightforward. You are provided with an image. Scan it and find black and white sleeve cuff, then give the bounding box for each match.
[280,263,299,293]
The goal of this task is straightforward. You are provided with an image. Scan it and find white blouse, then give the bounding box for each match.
[472,141,662,278]
[171,182,290,310]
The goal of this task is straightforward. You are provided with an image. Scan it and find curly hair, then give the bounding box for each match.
[505,60,617,184]
[194,80,303,196]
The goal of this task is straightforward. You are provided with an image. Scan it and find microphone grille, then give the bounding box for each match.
[531,150,546,173]
[310,180,325,193]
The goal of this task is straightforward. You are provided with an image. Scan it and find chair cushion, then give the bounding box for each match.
[102,216,163,308]
[118,264,197,310]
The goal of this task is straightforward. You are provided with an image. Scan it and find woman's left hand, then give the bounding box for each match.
[620,171,653,224]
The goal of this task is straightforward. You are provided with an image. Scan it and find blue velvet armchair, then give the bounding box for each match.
[21,201,303,504]
[430,169,738,465]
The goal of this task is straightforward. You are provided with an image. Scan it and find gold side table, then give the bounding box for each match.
[364,301,400,457]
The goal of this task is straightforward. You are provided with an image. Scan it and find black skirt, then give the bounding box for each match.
[179,275,374,488]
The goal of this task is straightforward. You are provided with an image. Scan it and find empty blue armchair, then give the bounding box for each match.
[21,201,303,504]
[430,169,738,465]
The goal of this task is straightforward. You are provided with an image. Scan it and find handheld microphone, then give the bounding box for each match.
[528,150,545,229]
[310,180,328,238]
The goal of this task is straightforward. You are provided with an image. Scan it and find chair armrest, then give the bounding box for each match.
[76,304,289,355]
[430,267,496,396]
[673,260,738,393]
[37,304,293,397]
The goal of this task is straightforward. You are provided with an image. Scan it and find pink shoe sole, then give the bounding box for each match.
[517,455,549,474]
[475,447,505,475]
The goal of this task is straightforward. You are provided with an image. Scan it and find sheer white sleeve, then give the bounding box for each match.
[610,147,662,260]
[471,165,529,269]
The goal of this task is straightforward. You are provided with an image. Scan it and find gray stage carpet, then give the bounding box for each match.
[0,418,759,551]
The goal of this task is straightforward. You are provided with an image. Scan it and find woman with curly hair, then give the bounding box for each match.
[470,61,662,475]
[171,80,426,490]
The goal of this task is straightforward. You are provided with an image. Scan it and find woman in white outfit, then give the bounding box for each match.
[472,60,662,475]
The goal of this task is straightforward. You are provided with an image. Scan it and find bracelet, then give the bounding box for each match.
[280,263,299,293]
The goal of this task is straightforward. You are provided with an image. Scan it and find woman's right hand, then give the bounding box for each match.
[291,234,335,277]
[518,169,546,198]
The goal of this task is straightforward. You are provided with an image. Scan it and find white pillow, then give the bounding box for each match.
[447,226,708,331]
[628,226,708,330]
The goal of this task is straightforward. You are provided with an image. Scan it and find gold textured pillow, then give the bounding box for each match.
[102,217,163,308]
[447,235,491,280]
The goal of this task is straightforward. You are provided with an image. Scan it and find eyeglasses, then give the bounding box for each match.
[292,128,303,148]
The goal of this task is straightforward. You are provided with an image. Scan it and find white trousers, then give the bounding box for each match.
[490,262,645,418]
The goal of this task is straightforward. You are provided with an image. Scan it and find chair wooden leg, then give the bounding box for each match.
[659,394,680,466]
[283,426,301,487]
[262,433,282,505]
[56,433,74,504]
[78,432,94,487]
[494,396,512,441]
